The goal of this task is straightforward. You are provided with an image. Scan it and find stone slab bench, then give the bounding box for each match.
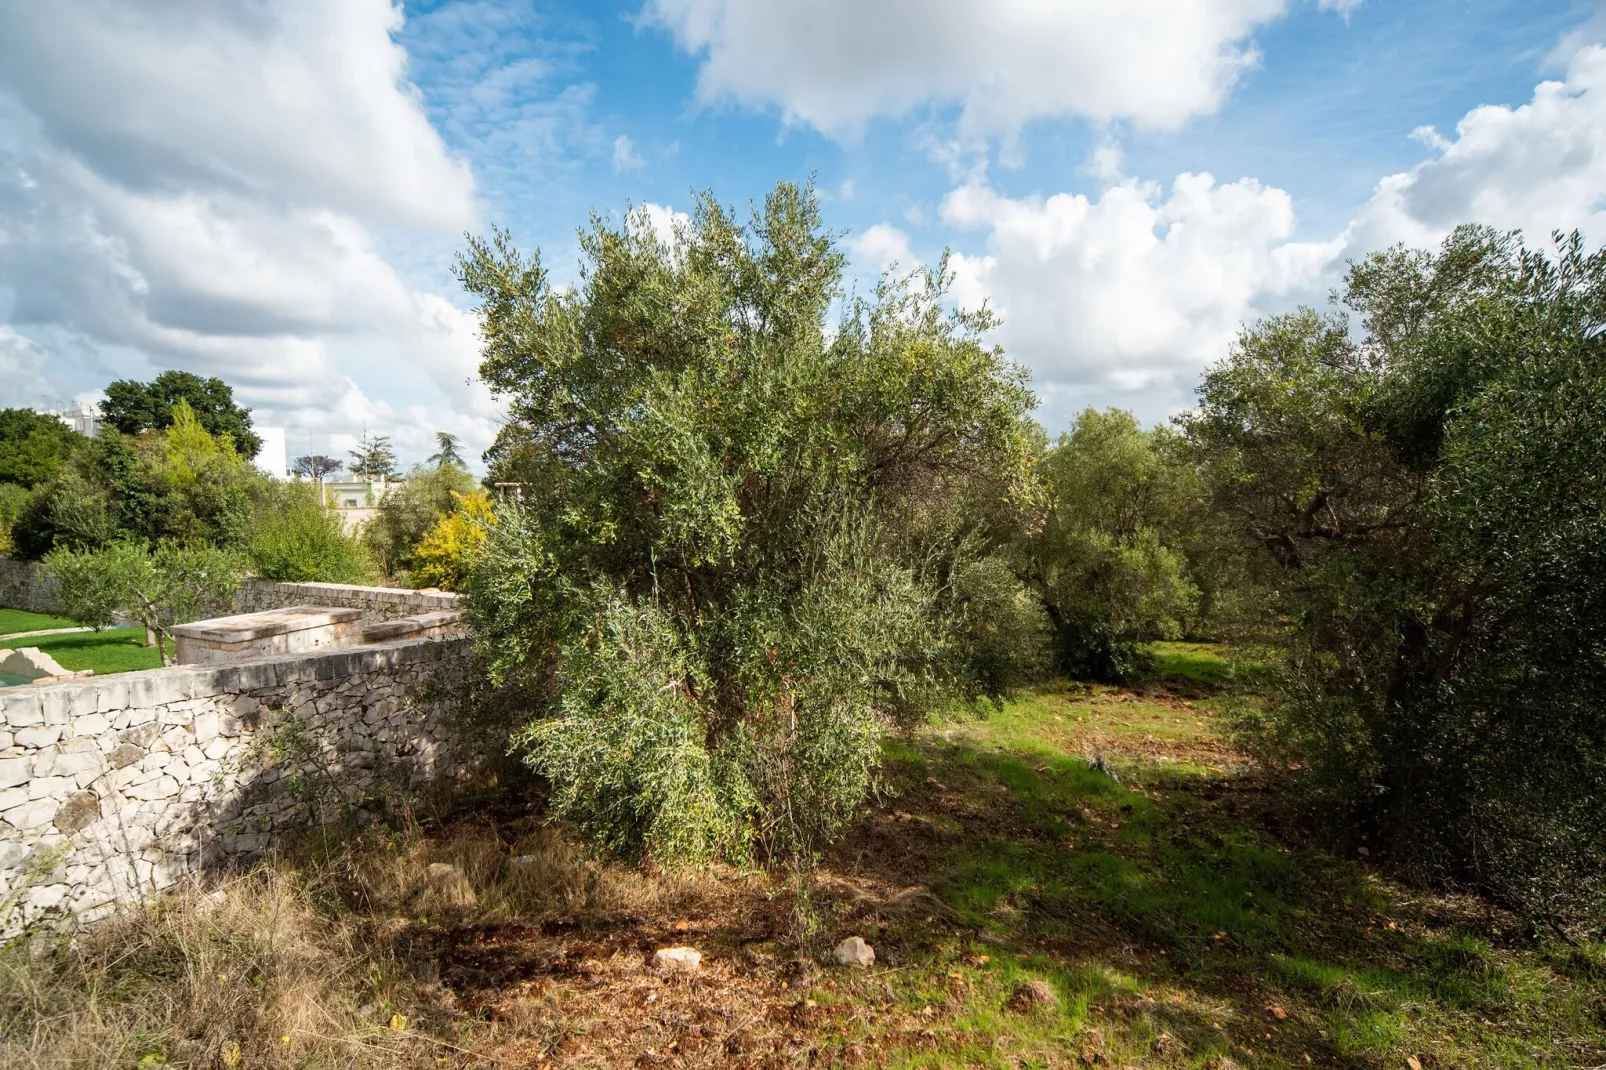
[360,610,464,644]
[171,605,363,666]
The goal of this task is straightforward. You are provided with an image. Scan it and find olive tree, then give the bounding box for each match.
[46,541,244,664]
[1187,226,1606,922]
[457,182,1038,892]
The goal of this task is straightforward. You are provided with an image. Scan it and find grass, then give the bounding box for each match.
[0,606,82,636]
[4,643,1602,1068]
[6,626,163,675]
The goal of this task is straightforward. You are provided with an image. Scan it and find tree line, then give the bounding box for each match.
[457,184,1605,930]
[5,182,1600,930]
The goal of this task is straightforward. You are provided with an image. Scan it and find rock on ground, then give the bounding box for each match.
[653,946,702,972]
[834,936,875,967]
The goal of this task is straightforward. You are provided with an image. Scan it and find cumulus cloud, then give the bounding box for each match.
[643,0,1292,138]
[1348,43,1606,253]
[932,173,1342,422]
[847,223,919,273]
[0,0,502,465]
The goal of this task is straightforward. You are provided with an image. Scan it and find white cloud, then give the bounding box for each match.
[638,203,692,250]
[1348,43,1606,253]
[613,134,644,172]
[936,173,1342,422]
[847,223,919,273]
[0,0,503,466]
[0,326,57,409]
[644,0,1291,138]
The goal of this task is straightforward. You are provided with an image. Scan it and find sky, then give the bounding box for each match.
[1,0,1603,469]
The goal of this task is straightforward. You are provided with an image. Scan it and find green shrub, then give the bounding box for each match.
[247,482,375,584]
[363,463,477,579]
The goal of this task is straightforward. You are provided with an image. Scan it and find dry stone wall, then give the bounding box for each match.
[0,558,61,615]
[0,636,473,932]
[234,578,460,623]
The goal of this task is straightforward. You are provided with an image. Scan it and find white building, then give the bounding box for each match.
[47,405,100,437]
[253,426,286,478]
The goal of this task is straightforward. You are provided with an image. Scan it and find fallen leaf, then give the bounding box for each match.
[1271,1006,1288,1020]
[389,1013,407,1032]
[1407,1058,1423,1070]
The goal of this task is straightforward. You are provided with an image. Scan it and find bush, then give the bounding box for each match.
[9,401,261,558]
[1188,226,1606,923]
[247,482,375,584]
[406,489,492,590]
[364,464,478,579]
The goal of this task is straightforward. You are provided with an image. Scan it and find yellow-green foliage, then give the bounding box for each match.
[406,490,492,590]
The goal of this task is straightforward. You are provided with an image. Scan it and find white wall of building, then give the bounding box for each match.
[253,426,286,478]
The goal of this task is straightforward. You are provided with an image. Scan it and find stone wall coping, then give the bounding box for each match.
[0,634,465,726]
[241,578,462,604]
[170,604,362,643]
[360,610,463,642]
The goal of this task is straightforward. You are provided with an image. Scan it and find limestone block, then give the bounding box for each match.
[121,705,158,729]
[109,743,144,769]
[16,725,62,748]
[26,883,69,910]
[28,776,71,800]
[53,791,101,834]
[5,799,56,831]
[72,712,111,737]
[95,678,132,716]
[40,686,78,725]
[186,712,218,745]
[202,738,230,760]
[49,739,105,780]
[129,775,179,802]
[0,787,26,811]
[0,758,30,790]
[1,691,44,727]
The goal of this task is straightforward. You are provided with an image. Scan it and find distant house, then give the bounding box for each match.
[320,476,396,532]
[47,405,100,437]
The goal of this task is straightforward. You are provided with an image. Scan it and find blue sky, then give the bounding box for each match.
[1,0,1603,468]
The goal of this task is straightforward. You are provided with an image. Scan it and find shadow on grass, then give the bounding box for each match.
[826,723,1605,1068]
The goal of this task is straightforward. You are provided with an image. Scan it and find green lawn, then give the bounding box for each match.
[9,627,163,675]
[0,606,82,636]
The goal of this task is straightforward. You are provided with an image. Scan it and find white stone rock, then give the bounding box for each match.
[193,711,220,744]
[5,799,56,831]
[0,757,29,789]
[835,936,875,968]
[653,946,702,972]
[2,694,44,727]
[0,787,27,812]
[49,741,104,779]
[130,775,179,801]
[26,883,69,910]
[16,725,62,748]
[28,776,71,800]
[202,738,231,760]
[72,713,111,737]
